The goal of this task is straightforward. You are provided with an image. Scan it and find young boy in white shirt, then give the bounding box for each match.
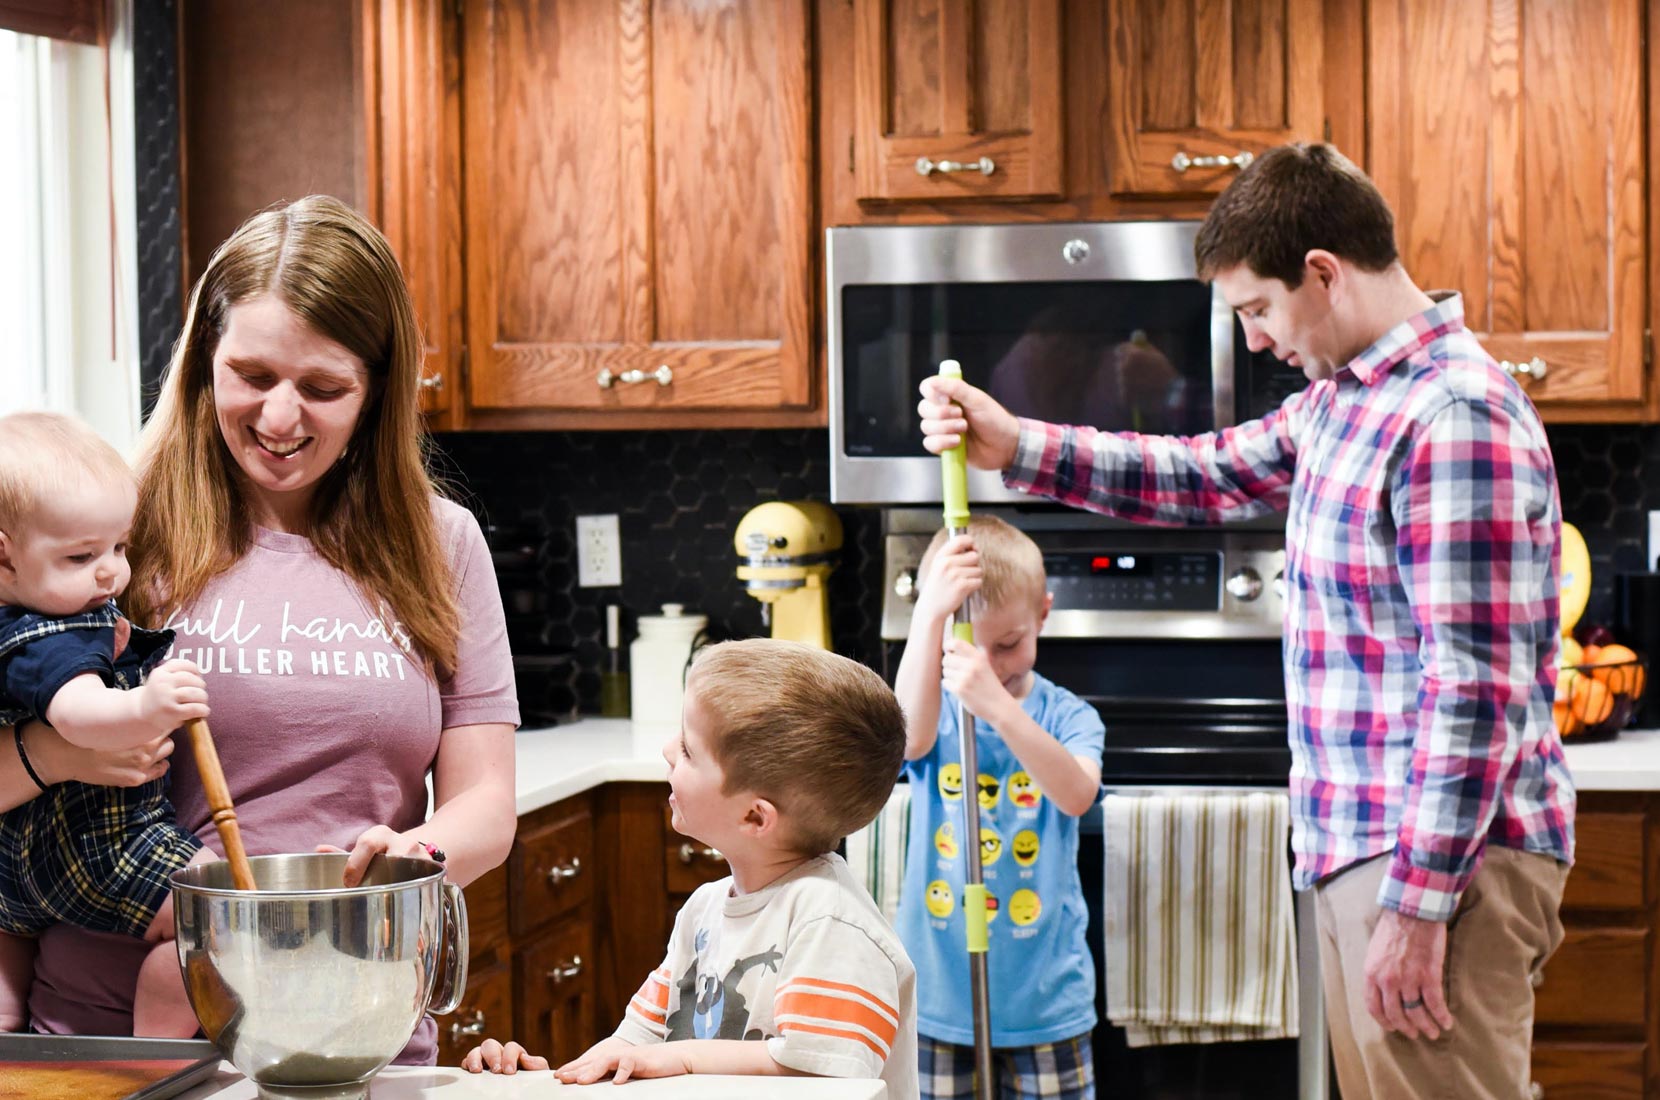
[465,638,919,1098]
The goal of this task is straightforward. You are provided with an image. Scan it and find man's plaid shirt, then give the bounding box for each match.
[1004,294,1574,921]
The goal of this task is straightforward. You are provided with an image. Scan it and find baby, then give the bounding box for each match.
[0,411,211,1036]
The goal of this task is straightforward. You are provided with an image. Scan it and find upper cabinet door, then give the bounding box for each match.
[852,0,1064,203]
[1368,0,1645,413]
[369,0,462,426]
[461,0,814,427]
[1106,0,1326,197]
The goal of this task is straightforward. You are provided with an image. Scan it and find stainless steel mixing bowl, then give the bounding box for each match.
[172,852,467,1100]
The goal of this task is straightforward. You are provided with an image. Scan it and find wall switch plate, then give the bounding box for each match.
[576,514,622,587]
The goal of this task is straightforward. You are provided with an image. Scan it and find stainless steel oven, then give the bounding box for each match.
[879,510,1329,1100]
[828,220,1308,505]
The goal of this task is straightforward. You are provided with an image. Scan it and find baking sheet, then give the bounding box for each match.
[0,1034,221,1100]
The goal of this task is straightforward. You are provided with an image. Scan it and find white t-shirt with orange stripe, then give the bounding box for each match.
[616,853,919,1098]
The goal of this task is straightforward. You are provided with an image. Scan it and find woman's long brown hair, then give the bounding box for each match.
[128,195,460,674]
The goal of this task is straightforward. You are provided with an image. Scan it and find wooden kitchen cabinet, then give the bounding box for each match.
[820,0,1365,226]
[1367,0,1648,419]
[179,0,461,427]
[1104,0,1328,198]
[458,0,817,430]
[1529,792,1660,1099]
[850,0,1063,204]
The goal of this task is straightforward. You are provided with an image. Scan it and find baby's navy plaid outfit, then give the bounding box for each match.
[0,601,202,937]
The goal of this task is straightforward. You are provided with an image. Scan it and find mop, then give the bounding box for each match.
[937,359,994,1100]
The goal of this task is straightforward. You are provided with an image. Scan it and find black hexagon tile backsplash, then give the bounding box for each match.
[434,431,883,722]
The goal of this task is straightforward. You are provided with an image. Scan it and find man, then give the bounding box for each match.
[917,142,1574,1100]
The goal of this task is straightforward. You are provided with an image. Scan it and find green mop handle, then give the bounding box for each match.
[938,359,993,1100]
[937,360,986,951]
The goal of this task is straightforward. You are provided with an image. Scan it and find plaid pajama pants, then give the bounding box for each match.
[918,1032,1095,1100]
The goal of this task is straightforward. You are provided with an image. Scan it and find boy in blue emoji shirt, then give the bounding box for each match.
[895,515,1104,1099]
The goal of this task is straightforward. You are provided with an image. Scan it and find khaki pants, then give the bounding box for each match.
[1314,848,1569,1100]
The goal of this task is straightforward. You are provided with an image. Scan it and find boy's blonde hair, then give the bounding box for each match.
[921,515,1046,615]
[0,412,134,536]
[686,639,905,856]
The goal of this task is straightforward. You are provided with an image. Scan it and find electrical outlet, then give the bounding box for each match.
[576,514,622,587]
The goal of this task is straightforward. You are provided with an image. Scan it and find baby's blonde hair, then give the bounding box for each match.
[921,515,1047,615]
[0,412,134,536]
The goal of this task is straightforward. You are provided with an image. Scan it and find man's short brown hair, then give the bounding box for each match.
[1194,142,1399,288]
[920,515,1046,617]
[686,639,905,856]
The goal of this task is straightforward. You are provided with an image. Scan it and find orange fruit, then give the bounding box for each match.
[1589,644,1645,697]
[1582,644,1604,665]
[1553,697,1578,736]
[1569,674,1614,727]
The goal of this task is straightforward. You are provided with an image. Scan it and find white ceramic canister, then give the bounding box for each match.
[629,603,708,754]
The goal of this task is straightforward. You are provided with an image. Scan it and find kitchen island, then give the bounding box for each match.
[178,1064,886,1098]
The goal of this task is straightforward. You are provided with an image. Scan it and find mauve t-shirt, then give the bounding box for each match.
[28,497,520,1062]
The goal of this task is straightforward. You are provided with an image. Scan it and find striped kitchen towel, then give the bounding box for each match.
[844,781,911,925]
[1102,791,1298,1046]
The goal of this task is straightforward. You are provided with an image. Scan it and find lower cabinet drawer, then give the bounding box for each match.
[1531,1042,1645,1100]
[1533,927,1647,1028]
[435,949,512,1067]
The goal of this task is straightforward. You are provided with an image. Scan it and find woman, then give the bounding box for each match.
[0,195,518,1061]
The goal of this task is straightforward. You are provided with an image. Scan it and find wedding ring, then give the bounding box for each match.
[1400,995,1424,1010]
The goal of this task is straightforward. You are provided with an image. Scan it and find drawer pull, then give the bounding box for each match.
[419,372,444,392]
[545,857,583,886]
[678,842,724,865]
[1530,968,1544,989]
[1500,356,1548,382]
[1171,150,1254,173]
[447,1008,487,1042]
[1528,1083,1543,1100]
[598,365,673,389]
[915,156,995,177]
[547,956,584,985]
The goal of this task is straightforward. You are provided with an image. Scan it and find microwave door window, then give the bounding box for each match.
[841,281,1216,460]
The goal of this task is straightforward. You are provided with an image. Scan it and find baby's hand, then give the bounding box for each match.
[461,1038,548,1075]
[137,659,209,732]
[916,533,981,626]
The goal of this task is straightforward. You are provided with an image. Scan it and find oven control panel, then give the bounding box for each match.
[1043,550,1218,612]
[880,521,1286,642]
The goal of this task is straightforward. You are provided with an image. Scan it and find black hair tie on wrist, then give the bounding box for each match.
[15,728,49,793]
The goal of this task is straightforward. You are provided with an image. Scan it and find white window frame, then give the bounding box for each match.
[0,0,141,454]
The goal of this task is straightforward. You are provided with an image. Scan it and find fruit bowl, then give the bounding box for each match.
[1554,643,1647,741]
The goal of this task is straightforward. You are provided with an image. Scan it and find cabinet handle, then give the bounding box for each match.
[1171,150,1254,173]
[1529,1083,1544,1100]
[1529,968,1545,989]
[447,1008,487,1042]
[547,956,584,985]
[545,856,583,886]
[678,842,723,864]
[915,156,995,177]
[419,372,444,392]
[1500,356,1548,381]
[598,365,673,389]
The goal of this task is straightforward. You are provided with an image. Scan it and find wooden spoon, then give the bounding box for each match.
[184,717,256,892]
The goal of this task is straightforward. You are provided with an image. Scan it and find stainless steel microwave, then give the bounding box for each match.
[826,221,1308,504]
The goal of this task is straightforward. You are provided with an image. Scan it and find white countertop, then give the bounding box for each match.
[180,1064,885,1098]
[1558,726,1660,791]
[511,719,1660,816]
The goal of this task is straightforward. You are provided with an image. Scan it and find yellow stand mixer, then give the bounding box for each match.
[734,501,843,650]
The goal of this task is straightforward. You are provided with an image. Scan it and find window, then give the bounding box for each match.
[0,5,141,454]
